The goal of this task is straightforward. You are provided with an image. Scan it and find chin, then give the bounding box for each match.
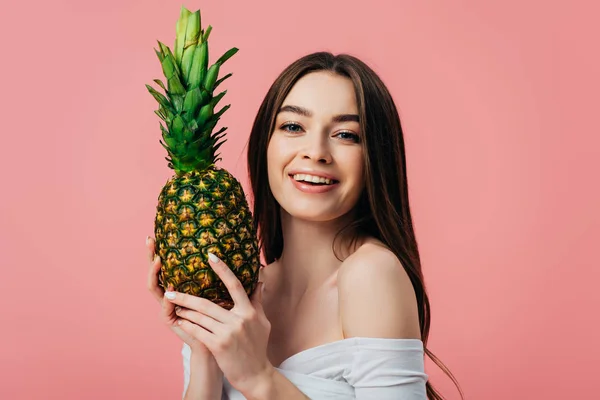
[282,203,354,224]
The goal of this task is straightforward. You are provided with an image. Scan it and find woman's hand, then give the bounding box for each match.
[164,252,273,394]
[145,236,212,358]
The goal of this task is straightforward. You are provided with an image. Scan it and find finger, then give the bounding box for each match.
[207,252,251,308]
[161,288,178,323]
[147,254,164,302]
[171,325,196,345]
[176,319,215,347]
[175,307,225,335]
[160,290,177,325]
[146,236,155,262]
[165,291,234,323]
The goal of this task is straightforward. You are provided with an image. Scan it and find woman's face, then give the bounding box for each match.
[266,71,365,222]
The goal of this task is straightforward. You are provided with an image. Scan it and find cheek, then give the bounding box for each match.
[347,150,365,187]
[267,135,296,168]
[343,152,366,206]
[266,136,290,190]
[266,140,278,184]
[266,139,276,168]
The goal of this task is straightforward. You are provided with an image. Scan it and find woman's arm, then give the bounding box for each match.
[146,237,225,400]
[169,256,309,400]
[239,366,309,400]
[182,344,224,400]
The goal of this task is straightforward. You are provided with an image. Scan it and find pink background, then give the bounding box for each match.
[0,0,597,399]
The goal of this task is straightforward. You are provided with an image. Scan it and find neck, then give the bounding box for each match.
[275,210,360,299]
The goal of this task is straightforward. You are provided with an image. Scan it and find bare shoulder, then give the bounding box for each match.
[257,260,280,307]
[258,259,280,286]
[337,240,421,340]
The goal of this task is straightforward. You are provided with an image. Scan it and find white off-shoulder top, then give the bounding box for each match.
[182,337,428,399]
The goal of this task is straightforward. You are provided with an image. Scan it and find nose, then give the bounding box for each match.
[300,132,332,164]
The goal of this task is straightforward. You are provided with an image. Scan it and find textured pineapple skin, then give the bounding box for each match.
[154,166,260,310]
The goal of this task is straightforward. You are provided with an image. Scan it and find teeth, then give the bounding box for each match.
[292,174,333,185]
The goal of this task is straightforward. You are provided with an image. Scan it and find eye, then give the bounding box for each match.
[280,123,303,133]
[334,131,360,143]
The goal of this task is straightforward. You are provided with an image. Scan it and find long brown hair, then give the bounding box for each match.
[247,52,464,400]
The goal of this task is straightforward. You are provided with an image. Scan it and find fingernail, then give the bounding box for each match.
[208,252,219,263]
[154,254,160,263]
[175,306,181,313]
[146,236,151,245]
[165,291,176,300]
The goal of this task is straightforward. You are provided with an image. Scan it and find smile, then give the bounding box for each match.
[288,174,340,194]
[291,173,337,185]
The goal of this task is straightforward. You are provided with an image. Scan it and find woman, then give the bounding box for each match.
[147,52,462,399]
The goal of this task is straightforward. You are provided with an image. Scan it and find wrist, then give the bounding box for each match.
[190,345,213,360]
[244,365,276,400]
[190,348,222,375]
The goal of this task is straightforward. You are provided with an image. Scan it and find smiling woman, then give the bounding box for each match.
[148,51,464,400]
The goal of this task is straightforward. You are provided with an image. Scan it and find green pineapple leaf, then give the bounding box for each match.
[159,139,176,157]
[213,104,230,120]
[155,109,166,121]
[181,11,201,82]
[202,25,212,42]
[201,117,220,136]
[174,6,192,64]
[210,126,227,138]
[210,127,227,142]
[181,45,196,83]
[197,103,215,127]
[211,142,227,161]
[211,131,227,145]
[173,141,187,157]
[159,50,176,80]
[153,79,167,92]
[146,84,173,112]
[160,122,174,141]
[170,94,184,113]
[213,73,232,90]
[167,72,186,97]
[159,42,182,77]
[190,134,209,149]
[154,46,164,63]
[185,116,198,131]
[184,11,201,47]
[183,86,203,117]
[182,126,194,142]
[215,47,239,66]
[203,63,220,93]
[161,105,174,124]
[170,115,185,141]
[213,138,227,154]
[210,90,227,107]
[196,147,213,164]
[188,42,208,90]
[161,135,177,150]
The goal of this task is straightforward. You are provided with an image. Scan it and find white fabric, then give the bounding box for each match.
[182,337,428,399]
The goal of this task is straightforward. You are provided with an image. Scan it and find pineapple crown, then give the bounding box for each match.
[146,6,238,175]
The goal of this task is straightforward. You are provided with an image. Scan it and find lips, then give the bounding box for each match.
[288,174,340,194]
[290,174,336,186]
[287,169,338,181]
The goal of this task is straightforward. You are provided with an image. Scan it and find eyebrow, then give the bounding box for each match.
[278,105,359,123]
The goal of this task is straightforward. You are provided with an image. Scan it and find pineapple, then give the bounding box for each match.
[146,6,260,310]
